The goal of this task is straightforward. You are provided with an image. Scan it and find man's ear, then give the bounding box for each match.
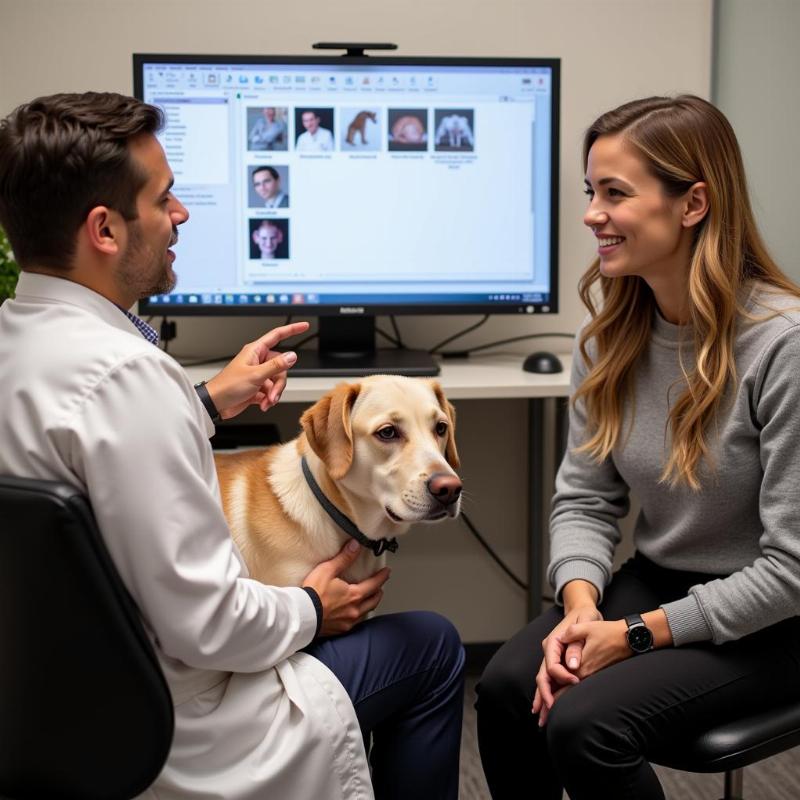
[301,382,361,480]
[682,182,709,229]
[84,206,123,256]
[430,381,460,469]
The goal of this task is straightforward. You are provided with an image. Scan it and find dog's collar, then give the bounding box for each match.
[301,456,399,557]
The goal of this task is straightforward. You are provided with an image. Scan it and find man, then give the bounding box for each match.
[0,93,464,800]
[296,109,334,152]
[247,106,286,150]
[251,219,286,258]
[251,165,289,208]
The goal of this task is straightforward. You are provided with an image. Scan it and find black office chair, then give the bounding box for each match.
[0,476,174,800]
[653,688,800,799]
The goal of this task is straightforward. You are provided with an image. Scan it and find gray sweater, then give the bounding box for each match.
[549,285,800,646]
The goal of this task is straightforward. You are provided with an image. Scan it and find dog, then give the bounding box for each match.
[346,110,377,146]
[215,375,462,587]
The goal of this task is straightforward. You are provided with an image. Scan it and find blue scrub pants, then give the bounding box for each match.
[306,610,465,800]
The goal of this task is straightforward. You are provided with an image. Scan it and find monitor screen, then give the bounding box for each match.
[134,53,560,374]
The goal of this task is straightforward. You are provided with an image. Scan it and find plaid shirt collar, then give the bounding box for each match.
[115,305,159,346]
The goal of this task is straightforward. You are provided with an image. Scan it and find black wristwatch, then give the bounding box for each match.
[194,380,221,423]
[624,613,654,655]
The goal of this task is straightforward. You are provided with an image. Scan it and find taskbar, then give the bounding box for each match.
[146,290,551,307]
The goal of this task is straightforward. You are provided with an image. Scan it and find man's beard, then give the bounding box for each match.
[118,221,178,299]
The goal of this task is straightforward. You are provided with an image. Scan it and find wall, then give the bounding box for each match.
[713,0,800,284]
[0,0,712,641]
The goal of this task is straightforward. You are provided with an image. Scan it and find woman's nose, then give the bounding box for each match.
[583,203,608,228]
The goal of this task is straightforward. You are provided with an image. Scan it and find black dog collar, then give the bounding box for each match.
[301,456,399,557]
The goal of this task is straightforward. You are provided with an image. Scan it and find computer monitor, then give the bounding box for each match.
[134,53,560,376]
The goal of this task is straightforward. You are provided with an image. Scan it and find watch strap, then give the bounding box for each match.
[194,380,221,422]
[302,586,323,641]
[624,613,644,628]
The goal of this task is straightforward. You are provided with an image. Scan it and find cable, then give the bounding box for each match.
[160,316,176,354]
[442,332,575,357]
[389,316,406,349]
[428,315,490,355]
[292,331,319,350]
[376,326,401,347]
[460,512,555,603]
[460,511,528,592]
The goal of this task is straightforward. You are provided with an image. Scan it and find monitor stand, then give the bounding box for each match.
[291,315,440,377]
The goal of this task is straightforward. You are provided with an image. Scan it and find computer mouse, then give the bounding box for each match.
[522,351,563,374]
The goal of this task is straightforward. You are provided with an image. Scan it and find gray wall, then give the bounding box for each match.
[713,0,800,283]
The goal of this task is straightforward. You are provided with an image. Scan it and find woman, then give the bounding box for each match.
[476,95,800,799]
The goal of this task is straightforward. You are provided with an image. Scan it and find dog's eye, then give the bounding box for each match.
[376,425,399,441]
[435,421,448,437]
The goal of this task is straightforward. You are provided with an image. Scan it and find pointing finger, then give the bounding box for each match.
[253,322,310,357]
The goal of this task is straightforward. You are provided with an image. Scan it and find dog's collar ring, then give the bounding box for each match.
[373,537,399,556]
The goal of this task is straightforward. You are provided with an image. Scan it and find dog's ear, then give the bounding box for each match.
[430,381,460,469]
[301,382,361,480]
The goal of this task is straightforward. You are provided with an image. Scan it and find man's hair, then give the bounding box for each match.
[253,166,279,181]
[0,92,164,270]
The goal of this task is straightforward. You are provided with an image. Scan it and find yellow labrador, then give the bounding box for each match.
[215,375,462,586]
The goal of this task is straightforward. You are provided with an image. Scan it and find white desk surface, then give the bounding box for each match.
[183,352,573,404]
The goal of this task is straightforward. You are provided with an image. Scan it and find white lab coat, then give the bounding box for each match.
[0,272,373,800]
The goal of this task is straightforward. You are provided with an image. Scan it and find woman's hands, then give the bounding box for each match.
[557,609,672,683]
[533,580,673,726]
[532,600,603,726]
[557,618,630,679]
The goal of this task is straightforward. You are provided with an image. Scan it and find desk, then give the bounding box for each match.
[184,352,572,620]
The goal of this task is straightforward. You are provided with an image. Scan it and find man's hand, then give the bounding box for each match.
[204,321,310,419]
[302,540,391,637]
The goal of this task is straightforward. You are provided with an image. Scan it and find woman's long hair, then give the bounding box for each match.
[575,95,800,490]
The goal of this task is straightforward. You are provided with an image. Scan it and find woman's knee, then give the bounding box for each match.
[476,615,556,714]
[545,688,585,756]
[476,643,533,717]
[546,685,634,769]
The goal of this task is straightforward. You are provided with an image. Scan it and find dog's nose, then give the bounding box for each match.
[427,473,462,507]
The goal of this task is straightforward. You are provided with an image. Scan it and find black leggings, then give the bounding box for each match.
[475,553,800,800]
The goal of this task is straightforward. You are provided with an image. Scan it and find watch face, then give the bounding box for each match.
[627,624,653,653]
